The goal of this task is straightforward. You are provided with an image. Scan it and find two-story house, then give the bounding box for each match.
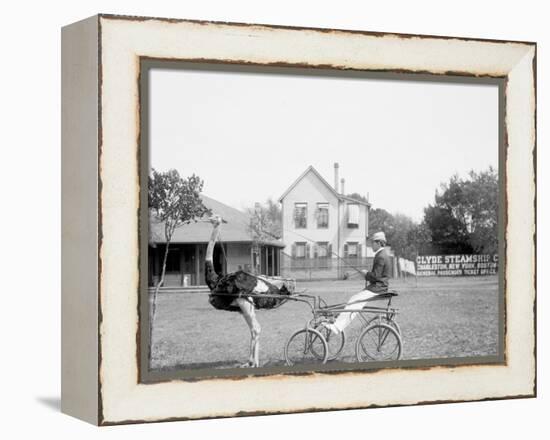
[279,163,371,280]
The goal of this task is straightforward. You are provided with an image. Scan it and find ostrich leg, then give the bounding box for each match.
[236,297,261,367]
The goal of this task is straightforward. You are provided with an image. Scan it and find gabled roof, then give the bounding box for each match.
[278,165,370,206]
[149,195,285,247]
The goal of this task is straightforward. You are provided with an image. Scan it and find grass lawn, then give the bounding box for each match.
[150,276,499,371]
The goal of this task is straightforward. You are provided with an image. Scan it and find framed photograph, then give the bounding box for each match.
[61,14,536,425]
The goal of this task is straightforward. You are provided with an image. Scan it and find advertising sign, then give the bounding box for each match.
[416,254,498,276]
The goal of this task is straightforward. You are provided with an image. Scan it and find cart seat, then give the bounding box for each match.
[366,290,398,301]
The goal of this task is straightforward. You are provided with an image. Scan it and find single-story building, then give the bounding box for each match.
[148,195,285,288]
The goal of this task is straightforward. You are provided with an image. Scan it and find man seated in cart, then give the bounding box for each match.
[324,231,392,335]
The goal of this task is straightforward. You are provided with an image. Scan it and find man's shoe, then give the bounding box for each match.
[321,322,340,335]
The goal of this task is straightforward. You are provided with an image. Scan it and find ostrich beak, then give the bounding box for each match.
[201,215,227,224]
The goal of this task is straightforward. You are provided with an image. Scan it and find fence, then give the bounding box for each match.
[281,253,499,281]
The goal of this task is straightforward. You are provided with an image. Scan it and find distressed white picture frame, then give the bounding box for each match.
[61,14,536,425]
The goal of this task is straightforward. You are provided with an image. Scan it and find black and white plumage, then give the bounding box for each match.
[206,267,291,311]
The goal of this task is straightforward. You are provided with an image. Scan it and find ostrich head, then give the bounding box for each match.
[208,214,223,226]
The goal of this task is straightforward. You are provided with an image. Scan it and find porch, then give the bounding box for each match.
[148,242,282,288]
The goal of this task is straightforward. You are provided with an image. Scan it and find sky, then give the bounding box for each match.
[148,66,498,222]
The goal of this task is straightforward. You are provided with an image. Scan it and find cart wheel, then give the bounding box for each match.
[285,328,328,366]
[365,316,402,335]
[356,323,402,362]
[314,323,346,361]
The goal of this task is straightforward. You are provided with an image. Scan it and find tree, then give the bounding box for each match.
[423,204,473,254]
[148,169,211,348]
[349,197,422,261]
[462,168,499,254]
[368,208,421,260]
[347,192,369,204]
[423,167,498,254]
[368,208,394,239]
[247,198,282,242]
[407,220,432,256]
[390,213,422,260]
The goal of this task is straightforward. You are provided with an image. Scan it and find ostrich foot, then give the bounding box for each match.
[239,361,259,368]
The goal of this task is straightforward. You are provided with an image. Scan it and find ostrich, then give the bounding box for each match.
[205,215,291,367]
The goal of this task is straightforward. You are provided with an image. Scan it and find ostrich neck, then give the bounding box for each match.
[205,223,221,290]
[205,224,220,265]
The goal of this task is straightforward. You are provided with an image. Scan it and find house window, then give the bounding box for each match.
[347,203,359,228]
[294,203,308,229]
[316,203,329,228]
[316,242,329,258]
[346,242,359,257]
[295,242,307,258]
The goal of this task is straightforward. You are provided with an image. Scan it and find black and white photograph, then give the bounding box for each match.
[3,0,542,433]
[143,63,503,377]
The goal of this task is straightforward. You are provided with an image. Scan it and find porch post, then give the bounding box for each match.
[179,247,184,286]
[154,247,160,284]
[194,244,199,286]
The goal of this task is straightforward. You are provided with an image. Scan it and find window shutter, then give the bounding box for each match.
[358,244,362,258]
[328,243,332,257]
[344,243,349,258]
[291,243,296,258]
[313,244,318,259]
[305,243,311,259]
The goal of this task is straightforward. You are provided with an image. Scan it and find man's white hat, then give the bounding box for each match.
[372,231,386,242]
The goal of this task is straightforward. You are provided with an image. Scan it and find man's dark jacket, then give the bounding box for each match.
[365,248,391,293]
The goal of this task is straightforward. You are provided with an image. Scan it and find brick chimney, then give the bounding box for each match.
[340,178,345,195]
[334,162,339,193]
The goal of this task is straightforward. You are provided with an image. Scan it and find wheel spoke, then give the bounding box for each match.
[313,323,346,361]
[303,332,310,354]
[285,329,328,366]
[356,324,402,362]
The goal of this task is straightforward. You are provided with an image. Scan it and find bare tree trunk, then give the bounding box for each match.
[149,238,171,362]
